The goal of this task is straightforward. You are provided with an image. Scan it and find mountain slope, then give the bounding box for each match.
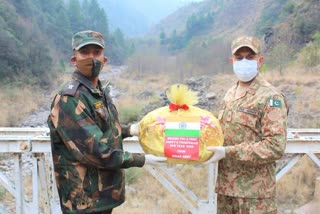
[97,0,202,36]
[150,0,280,40]
[147,0,320,72]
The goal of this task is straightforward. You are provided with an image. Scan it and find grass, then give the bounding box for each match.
[118,105,143,124]
[277,156,320,208]
[125,168,144,185]
[0,186,7,201]
[116,165,209,214]
[0,85,45,126]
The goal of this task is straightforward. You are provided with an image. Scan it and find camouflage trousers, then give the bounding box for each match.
[217,194,277,214]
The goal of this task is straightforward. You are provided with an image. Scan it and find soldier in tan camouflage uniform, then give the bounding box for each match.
[204,36,289,213]
[48,30,166,214]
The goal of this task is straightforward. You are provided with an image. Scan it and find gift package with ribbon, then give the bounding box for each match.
[138,84,224,164]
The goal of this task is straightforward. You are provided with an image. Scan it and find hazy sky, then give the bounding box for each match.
[178,0,204,5]
[99,0,205,36]
[181,0,203,1]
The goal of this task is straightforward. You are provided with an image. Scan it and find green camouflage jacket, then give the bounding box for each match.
[216,75,288,198]
[47,71,145,213]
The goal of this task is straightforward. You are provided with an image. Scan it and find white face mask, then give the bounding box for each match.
[233,59,258,82]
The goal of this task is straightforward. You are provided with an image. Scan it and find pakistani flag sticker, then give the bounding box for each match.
[269,99,282,107]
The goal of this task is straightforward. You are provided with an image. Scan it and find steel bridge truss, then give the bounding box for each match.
[0,127,319,214]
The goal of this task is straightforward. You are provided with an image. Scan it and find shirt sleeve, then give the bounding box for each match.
[121,124,132,139]
[50,94,145,169]
[225,94,288,165]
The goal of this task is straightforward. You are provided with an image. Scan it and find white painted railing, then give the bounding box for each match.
[0,128,319,214]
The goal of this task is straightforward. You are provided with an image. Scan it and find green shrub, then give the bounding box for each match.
[125,168,143,185]
[266,43,292,74]
[295,32,320,67]
[260,64,267,74]
[0,186,7,200]
[281,1,296,17]
[293,86,302,95]
[118,105,143,124]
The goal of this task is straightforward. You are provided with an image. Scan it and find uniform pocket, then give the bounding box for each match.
[234,111,259,129]
[94,106,110,131]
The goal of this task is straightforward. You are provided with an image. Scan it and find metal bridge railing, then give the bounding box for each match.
[0,128,319,214]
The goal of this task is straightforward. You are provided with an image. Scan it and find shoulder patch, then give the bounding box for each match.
[61,80,81,96]
[269,98,282,107]
[267,108,281,121]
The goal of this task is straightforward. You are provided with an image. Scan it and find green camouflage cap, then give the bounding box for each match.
[231,36,261,54]
[72,30,105,50]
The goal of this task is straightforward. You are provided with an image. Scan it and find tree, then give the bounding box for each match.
[299,32,320,67]
[160,30,167,45]
[68,0,84,33]
[81,0,109,38]
[82,0,90,28]
[10,0,33,17]
[268,43,291,74]
[96,9,109,37]
[53,2,72,54]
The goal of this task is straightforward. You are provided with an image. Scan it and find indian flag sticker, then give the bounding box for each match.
[269,99,282,107]
[164,116,200,160]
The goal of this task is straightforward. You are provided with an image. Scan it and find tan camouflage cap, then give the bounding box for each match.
[72,30,105,50]
[231,36,261,54]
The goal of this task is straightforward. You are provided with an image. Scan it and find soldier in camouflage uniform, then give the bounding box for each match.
[47,30,165,214]
[205,36,289,213]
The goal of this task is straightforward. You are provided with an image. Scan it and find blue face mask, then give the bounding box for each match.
[232,59,258,82]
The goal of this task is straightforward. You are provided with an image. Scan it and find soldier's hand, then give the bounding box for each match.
[202,146,226,164]
[144,154,167,166]
[129,123,139,136]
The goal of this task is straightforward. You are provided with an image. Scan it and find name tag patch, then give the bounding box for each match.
[238,106,259,116]
[94,101,103,109]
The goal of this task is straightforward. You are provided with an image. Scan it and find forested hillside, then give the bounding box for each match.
[152,0,320,50]
[0,0,130,88]
[141,0,320,77]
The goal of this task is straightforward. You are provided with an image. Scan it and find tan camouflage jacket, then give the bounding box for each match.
[216,75,288,198]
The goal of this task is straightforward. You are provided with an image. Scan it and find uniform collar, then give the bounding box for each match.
[235,74,261,95]
[247,74,262,95]
[72,71,103,96]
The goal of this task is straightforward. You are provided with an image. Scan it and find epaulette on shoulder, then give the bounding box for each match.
[260,79,281,96]
[60,79,81,96]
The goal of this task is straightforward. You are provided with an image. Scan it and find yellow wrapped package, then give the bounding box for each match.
[139,84,224,164]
